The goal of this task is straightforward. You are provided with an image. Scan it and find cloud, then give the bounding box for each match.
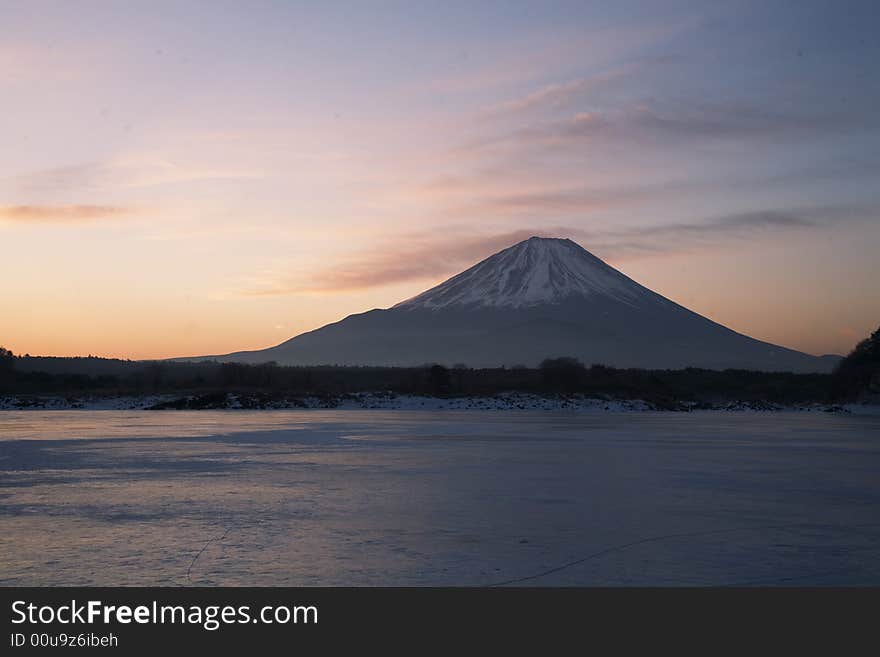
[395,140,880,226]
[0,42,103,84]
[629,105,866,141]
[425,19,693,95]
[484,79,592,117]
[459,182,670,219]
[241,229,550,296]
[479,68,632,120]
[10,158,262,194]
[471,102,877,153]
[238,206,852,297]
[0,205,129,223]
[634,209,815,237]
[578,207,868,259]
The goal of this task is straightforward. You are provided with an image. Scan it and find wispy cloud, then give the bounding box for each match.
[478,68,632,120]
[472,102,878,153]
[588,209,816,257]
[9,158,262,194]
[0,42,104,84]
[649,209,814,233]
[459,183,666,218]
[237,205,855,296]
[240,229,548,296]
[426,19,692,95]
[579,206,871,259]
[0,205,129,223]
[483,78,592,117]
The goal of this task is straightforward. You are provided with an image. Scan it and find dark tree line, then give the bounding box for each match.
[2,325,877,404]
[0,352,838,405]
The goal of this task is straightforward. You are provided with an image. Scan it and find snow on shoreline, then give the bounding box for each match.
[0,392,874,413]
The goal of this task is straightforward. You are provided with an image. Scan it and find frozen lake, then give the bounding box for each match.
[1,410,878,586]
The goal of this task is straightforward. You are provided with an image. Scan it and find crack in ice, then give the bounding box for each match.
[186,527,230,584]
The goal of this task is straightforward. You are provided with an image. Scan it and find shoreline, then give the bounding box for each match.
[1,391,874,414]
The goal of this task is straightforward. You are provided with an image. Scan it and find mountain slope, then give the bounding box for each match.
[187,237,838,372]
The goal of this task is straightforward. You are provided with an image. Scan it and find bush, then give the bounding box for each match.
[539,357,586,392]
[427,364,451,396]
[0,346,14,371]
[833,326,880,400]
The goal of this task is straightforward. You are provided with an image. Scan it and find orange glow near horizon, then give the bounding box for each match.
[3,229,876,361]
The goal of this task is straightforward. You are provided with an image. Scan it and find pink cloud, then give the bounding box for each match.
[0,205,129,223]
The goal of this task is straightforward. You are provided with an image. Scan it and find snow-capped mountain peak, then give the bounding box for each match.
[190,235,836,372]
[394,236,651,309]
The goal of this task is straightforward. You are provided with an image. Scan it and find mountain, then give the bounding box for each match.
[186,237,839,372]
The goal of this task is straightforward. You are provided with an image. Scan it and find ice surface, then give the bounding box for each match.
[1,410,879,586]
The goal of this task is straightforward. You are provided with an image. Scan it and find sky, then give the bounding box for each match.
[1,0,878,360]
